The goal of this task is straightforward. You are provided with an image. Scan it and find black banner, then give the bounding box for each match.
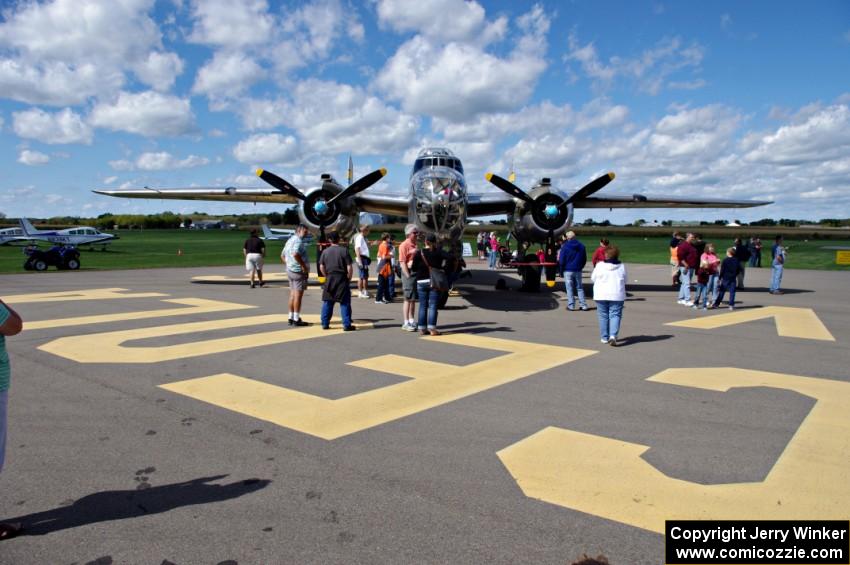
[666,520,849,564]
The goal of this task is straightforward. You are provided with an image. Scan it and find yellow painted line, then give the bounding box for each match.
[498,367,850,533]
[192,273,376,282]
[5,287,167,304]
[159,334,595,440]
[39,314,373,364]
[666,306,834,341]
[24,298,255,331]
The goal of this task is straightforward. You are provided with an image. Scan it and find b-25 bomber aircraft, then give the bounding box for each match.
[95,147,770,289]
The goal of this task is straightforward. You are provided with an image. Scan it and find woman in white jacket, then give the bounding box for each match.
[590,245,626,346]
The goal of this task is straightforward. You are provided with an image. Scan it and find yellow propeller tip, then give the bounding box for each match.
[256,168,264,177]
[609,172,616,180]
[485,173,493,181]
[379,167,387,176]
[546,280,556,288]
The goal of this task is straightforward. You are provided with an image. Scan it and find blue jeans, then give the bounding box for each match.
[694,283,708,308]
[564,271,587,309]
[714,279,737,307]
[321,294,352,328]
[488,249,498,269]
[707,274,719,305]
[677,267,694,301]
[770,264,784,292]
[388,272,396,296]
[596,300,624,341]
[376,275,390,302]
[417,281,439,330]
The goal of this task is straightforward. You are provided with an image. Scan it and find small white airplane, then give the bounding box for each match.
[0,226,28,245]
[19,218,117,249]
[260,223,314,242]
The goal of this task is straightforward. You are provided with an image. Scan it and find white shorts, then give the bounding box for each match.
[0,390,7,473]
[245,253,264,272]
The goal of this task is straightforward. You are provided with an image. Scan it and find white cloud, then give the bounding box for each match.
[233,133,300,164]
[744,104,850,165]
[274,80,420,154]
[132,51,184,91]
[192,52,263,98]
[649,105,741,158]
[377,5,549,121]
[13,107,93,144]
[103,176,119,184]
[0,60,124,106]
[575,98,630,132]
[565,33,704,95]
[90,91,196,137]
[235,98,290,131]
[433,101,574,142]
[187,0,273,48]
[110,151,210,170]
[376,0,504,43]
[270,0,364,79]
[0,0,167,105]
[800,187,837,199]
[504,135,582,173]
[18,149,50,165]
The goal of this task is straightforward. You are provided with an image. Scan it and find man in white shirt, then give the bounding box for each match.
[352,226,371,298]
[282,224,311,326]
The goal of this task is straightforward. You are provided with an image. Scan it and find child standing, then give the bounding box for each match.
[712,247,741,310]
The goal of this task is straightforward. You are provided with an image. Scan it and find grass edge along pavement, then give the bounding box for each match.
[0,228,848,274]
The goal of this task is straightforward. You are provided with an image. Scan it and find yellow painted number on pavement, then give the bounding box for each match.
[667,306,834,341]
[5,287,167,304]
[39,314,370,363]
[498,367,850,533]
[25,298,255,330]
[160,334,595,440]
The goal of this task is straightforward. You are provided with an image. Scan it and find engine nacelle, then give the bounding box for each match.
[510,180,574,243]
[297,185,359,239]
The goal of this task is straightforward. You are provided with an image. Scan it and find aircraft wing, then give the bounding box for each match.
[466,193,517,217]
[352,192,410,216]
[93,186,300,205]
[574,194,772,209]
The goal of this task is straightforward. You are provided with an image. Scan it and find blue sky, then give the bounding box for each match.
[1,0,849,223]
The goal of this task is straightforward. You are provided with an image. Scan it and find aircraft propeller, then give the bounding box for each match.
[256,169,306,201]
[326,168,387,205]
[560,172,616,208]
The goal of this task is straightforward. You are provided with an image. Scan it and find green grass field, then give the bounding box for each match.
[1,229,848,274]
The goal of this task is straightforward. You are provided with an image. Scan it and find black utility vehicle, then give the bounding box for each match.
[23,245,81,271]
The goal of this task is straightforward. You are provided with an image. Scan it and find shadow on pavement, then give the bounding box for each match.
[6,475,270,536]
[615,334,674,346]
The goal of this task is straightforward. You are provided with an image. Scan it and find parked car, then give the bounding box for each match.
[23,245,81,271]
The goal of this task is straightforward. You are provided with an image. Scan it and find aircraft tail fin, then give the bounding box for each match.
[19,218,40,235]
[261,223,274,239]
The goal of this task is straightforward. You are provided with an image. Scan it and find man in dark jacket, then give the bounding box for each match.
[676,233,698,305]
[318,232,355,331]
[558,231,588,311]
[713,247,741,310]
[733,237,751,288]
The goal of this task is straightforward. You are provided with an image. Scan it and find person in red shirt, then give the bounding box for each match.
[591,238,609,266]
[676,233,698,305]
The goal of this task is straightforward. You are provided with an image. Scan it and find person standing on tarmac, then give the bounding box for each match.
[558,231,588,311]
[319,232,356,331]
[398,224,420,332]
[282,224,311,326]
[243,228,266,288]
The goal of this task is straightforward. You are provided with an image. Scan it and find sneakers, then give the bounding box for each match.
[343,325,357,331]
[579,305,588,311]
[359,291,370,299]
[685,301,694,307]
[375,299,383,304]
[691,304,698,309]
[677,299,686,305]
[769,290,784,295]
[293,319,310,327]
[567,306,575,311]
[608,336,617,346]
[404,324,418,332]
[600,338,609,344]
[381,299,392,304]
[729,306,735,311]
[250,281,256,289]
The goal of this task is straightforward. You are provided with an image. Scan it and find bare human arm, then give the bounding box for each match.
[0,299,23,336]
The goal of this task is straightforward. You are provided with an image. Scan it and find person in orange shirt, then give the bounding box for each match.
[375,232,393,304]
[398,224,420,331]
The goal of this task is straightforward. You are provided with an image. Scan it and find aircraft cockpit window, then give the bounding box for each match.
[70,229,79,235]
[412,159,424,175]
[438,158,446,167]
[85,229,95,235]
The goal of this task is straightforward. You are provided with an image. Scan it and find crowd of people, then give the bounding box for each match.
[669,231,788,310]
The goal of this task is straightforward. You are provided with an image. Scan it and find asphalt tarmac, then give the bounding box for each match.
[0,260,847,565]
